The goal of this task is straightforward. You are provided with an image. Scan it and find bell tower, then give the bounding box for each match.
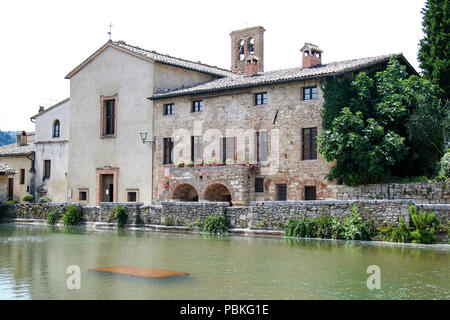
[230,26,265,74]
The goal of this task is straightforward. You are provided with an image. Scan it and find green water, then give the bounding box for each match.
[0,224,448,300]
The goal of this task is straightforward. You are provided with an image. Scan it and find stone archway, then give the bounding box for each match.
[172,183,199,202]
[204,183,232,203]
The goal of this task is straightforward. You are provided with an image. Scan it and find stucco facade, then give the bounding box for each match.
[66,44,219,205]
[0,133,35,203]
[32,99,70,202]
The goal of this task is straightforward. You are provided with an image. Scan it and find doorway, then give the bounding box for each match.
[7,178,13,200]
[102,174,114,202]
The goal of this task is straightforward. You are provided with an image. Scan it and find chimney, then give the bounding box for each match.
[39,106,45,113]
[17,131,27,146]
[244,54,259,76]
[301,43,323,68]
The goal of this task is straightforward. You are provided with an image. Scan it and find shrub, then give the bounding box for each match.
[286,207,373,241]
[377,217,411,243]
[285,218,316,238]
[409,205,437,244]
[435,149,450,181]
[47,209,59,225]
[61,205,83,226]
[38,196,52,203]
[114,205,128,228]
[6,200,17,204]
[340,205,373,240]
[163,216,174,226]
[187,217,203,228]
[22,193,34,202]
[202,215,228,234]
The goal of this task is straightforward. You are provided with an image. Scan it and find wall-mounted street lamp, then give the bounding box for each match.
[140,131,155,152]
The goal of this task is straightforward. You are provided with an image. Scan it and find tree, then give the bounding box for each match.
[418,0,449,100]
[319,58,446,186]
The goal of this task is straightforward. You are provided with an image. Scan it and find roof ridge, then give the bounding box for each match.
[113,41,231,73]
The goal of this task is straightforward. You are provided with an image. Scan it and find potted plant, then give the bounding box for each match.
[196,159,204,167]
[206,159,214,166]
[212,158,221,166]
[248,163,259,174]
[162,176,169,190]
[226,158,234,166]
[176,160,185,168]
[187,161,195,167]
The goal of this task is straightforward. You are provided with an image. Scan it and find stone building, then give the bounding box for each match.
[29,26,417,206]
[0,132,35,202]
[149,27,417,205]
[30,98,70,202]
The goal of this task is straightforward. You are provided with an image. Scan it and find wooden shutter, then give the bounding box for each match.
[226,137,235,162]
[302,129,311,160]
[260,131,268,162]
[311,128,317,159]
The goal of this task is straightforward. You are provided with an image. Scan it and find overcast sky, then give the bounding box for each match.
[0,0,426,132]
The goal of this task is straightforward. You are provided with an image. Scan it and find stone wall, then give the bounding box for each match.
[160,201,229,226]
[335,182,449,204]
[2,200,449,231]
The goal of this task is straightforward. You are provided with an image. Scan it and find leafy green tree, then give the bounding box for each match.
[319,58,446,185]
[418,0,449,100]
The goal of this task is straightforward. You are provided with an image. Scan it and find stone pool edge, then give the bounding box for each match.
[2,217,450,249]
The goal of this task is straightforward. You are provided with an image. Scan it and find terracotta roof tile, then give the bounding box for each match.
[0,161,16,175]
[150,53,402,99]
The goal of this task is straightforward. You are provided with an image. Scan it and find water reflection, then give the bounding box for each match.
[0,224,448,300]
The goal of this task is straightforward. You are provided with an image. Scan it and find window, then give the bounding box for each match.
[255,178,264,193]
[255,92,267,105]
[302,127,317,160]
[79,191,87,201]
[43,160,51,180]
[192,100,203,112]
[221,137,236,164]
[191,136,203,162]
[163,138,173,164]
[256,131,268,162]
[53,120,60,138]
[304,186,316,200]
[303,86,318,100]
[277,184,287,201]
[20,169,25,185]
[164,103,175,115]
[101,96,117,137]
[127,192,137,202]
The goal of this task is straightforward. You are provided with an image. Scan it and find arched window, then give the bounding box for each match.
[53,120,60,138]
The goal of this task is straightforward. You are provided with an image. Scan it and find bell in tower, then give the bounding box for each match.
[230,26,265,74]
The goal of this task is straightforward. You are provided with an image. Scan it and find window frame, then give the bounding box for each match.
[126,189,139,202]
[254,92,268,105]
[192,100,203,113]
[277,184,287,201]
[256,131,268,163]
[191,136,203,163]
[53,120,60,138]
[100,94,118,138]
[255,177,264,193]
[302,127,318,160]
[20,169,25,185]
[78,188,89,202]
[302,86,318,100]
[163,138,174,164]
[164,103,175,115]
[304,186,317,200]
[43,160,51,180]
